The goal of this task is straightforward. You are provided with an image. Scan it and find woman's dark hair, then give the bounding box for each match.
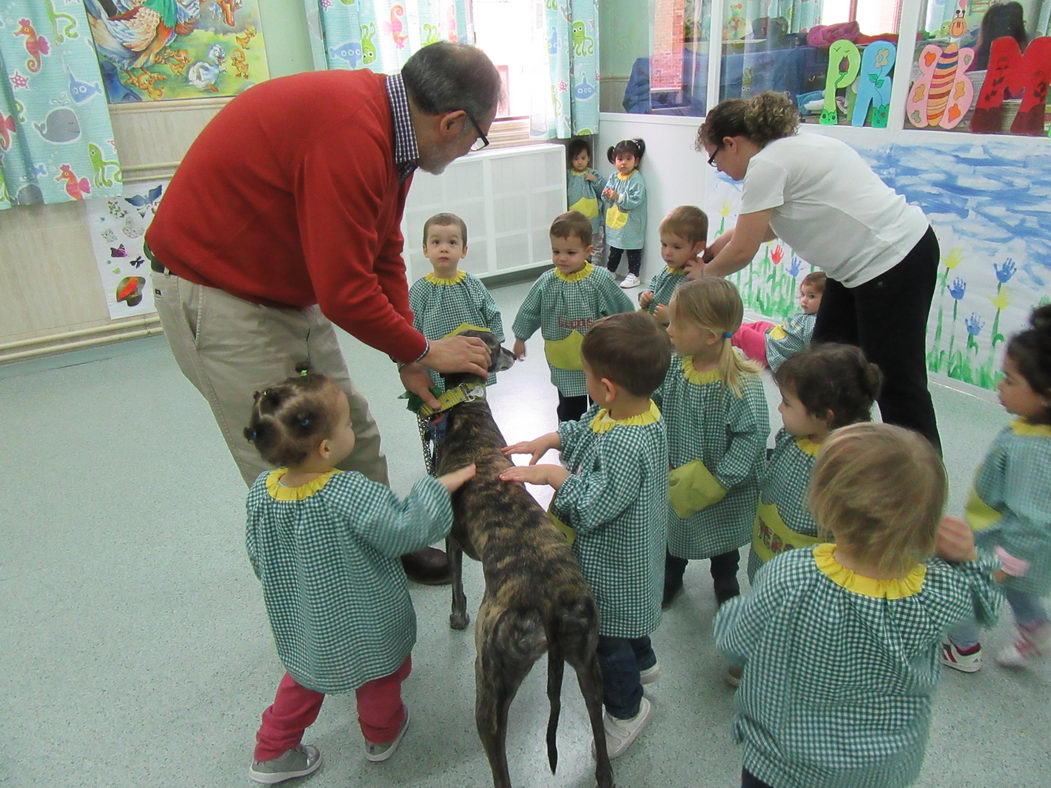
[567,137,591,166]
[697,91,799,151]
[1006,304,1051,424]
[244,369,338,468]
[973,2,1028,71]
[775,343,883,429]
[402,41,502,128]
[606,138,646,167]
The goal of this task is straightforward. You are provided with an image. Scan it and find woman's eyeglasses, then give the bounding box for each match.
[707,144,722,168]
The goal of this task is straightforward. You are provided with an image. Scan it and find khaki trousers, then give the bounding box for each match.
[150,268,388,487]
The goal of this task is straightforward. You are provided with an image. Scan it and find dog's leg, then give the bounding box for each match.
[570,652,614,788]
[448,536,469,630]
[475,607,532,788]
[545,649,564,774]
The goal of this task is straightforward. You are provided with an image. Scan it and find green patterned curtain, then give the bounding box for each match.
[531,0,599,139]
[0,0,122,209]
[313,0,469,73]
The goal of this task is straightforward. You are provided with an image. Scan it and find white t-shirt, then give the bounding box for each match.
[738,135,928,288]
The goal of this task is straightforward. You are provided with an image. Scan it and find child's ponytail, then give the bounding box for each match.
[1006,303,1051,424]
[673,279,759,397]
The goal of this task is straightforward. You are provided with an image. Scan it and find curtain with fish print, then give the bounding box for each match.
[313,0,470,74]
[530,0,599,139]
[0,0,121,210]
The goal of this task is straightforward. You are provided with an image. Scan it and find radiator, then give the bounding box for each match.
[401,142,566,282]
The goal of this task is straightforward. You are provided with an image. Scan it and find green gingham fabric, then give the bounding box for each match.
[765,311,816,372]
[970,421,1051,596]
[644,267,688,321]
[554,404,669,638]
[512,265,634,397]
[567,168,604,239]
[747,428,820,581]
[715,546,1001,788]
[408,272,504,392]
[654,355,769,559]
[602,170,647,250]
[246,470,452,693]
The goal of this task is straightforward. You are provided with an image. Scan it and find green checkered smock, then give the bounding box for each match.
[654,355,769,559]
[644,266,688,322]
[409,271,504,393]
[246,469,453,694]
[554,402,669,638]
[715,545,1001,788]
[765,312,816,372]
[748,428,821,582]
[567,168,604,239]
[602,170,647,250]
[966,419,1051,596]
[511,264,634,397]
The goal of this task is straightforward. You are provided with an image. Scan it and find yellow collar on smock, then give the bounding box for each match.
[812,543,926,599]
[589,400,661,433]
[555,262,594,282]
[266,469,338,501]
[424,270,467,285]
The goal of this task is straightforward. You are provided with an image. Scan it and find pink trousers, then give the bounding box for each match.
[254,656,412,761]
[732,321,775,367]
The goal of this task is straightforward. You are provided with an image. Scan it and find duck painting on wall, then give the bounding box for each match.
[83,0,270,103]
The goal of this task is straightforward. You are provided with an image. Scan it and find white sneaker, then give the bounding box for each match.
[640,662,662,684]
[364,707,410,762]
[619,273,641,289]
[601,696,653,759]
[940,641,982,673]
[725,664,743,687]
[996,625,1051,668]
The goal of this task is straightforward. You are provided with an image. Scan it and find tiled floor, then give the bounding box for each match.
[2,278,1047,787]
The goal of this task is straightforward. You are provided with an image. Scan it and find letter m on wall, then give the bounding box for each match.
[970,36,1051,135]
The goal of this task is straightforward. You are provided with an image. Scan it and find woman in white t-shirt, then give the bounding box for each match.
[690,92,941,451]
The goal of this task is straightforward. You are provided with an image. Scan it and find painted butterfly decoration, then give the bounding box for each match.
[110,243,127,258]
[124,184,163,217]
[129,256,146,268]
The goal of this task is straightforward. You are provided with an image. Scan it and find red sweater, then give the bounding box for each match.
[146,71,426,362]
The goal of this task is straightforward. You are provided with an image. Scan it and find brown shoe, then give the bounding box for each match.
[401,547,452,585]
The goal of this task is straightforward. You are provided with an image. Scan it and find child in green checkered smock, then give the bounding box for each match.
[716,423,1001,788]
[512,211,634,423]
[656,279,769,609]
[943,304,1051,672]
[567,138,606,263]
[602,138,647,288]
[639,206,709,326]
[242,371,476,781]
[500,311,671,760]
[749,344,883,582]
[409,213,504,394]
[732,272,825,372]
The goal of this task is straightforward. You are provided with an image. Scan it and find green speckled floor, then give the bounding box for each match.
[1,278,1047,787]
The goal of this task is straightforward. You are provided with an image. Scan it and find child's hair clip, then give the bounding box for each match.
[244,427,257,442]
[723,332,733,338]
[299,417,311,427]
[295,361,310,376]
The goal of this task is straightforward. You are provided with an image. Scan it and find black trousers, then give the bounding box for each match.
[557,393,590,423]
[812,225,941,452]
[607,247,642,277]
[741,769,774,788]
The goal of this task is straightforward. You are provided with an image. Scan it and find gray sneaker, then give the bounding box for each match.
[249,744,322,784]
[365,707,411,762]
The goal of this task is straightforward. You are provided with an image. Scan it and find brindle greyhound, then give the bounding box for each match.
[432,331,613,788]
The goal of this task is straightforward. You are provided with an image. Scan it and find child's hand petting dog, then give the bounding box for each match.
[501,433,561,465]
[438,463,477,493]
[498,463,570,490]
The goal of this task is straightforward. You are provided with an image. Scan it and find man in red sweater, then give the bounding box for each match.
[146,42,500,584]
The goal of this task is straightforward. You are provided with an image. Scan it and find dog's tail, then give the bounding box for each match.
[545,648,564,774]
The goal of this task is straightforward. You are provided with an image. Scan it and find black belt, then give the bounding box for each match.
[143,242,169,274]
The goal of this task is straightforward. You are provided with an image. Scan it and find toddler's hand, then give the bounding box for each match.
[501,433,559,465]
[935,516,978,563]
[438,463,476,493]
[585,172,597,182]
[638,290,654,308]
[653,303,669,323]
[513,339,527,360]
[499,463,570,490]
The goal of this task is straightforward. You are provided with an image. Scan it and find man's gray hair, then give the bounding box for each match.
[402,42,501,123]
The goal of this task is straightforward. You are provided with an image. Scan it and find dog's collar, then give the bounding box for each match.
[405,380,488,418]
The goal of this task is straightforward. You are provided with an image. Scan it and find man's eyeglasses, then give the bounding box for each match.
[707,144,722,168]
[466,110,490,152]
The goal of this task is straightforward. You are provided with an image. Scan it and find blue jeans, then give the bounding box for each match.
[596,635,655,720]
[949,586,1048,648]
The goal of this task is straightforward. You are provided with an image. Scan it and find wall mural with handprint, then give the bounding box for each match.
[84,0,269,103]
[703,137,1051,391]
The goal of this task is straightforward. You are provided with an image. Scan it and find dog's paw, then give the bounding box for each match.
[449,611,470,630]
